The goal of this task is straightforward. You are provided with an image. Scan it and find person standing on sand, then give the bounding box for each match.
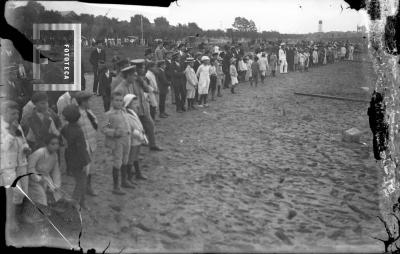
[89,41,106,95]
[124,94,148,184]
[251,56,260,86]
[269,52,278,78]
[196,56,211,107]
[75,91,98,197]
[278,44,288,74]
[216,56,224,97]
[184,57,198,110]
[102,91,132,195]
[155,60,171,118]
[230,58,239,94]
[61,105,91,210]
[258,52,269,83]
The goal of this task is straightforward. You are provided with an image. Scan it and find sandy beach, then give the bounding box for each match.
[11,59,385,252]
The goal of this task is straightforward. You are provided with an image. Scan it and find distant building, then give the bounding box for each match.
[318,20,323,33]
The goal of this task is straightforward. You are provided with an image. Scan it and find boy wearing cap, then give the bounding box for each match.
[102,91,133,195]
[184,57,198,110]
[61,104,91,209]
[21,92,60,151]
[76,91,98,196]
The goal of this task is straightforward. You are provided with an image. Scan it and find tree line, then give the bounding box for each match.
[4,1,361,44]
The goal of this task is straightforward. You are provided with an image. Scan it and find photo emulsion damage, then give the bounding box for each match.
[1,0,399,252]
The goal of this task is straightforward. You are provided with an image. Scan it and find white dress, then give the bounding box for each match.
[196,64,211,95]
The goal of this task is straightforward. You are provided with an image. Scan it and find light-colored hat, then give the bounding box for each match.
[130,59,146,65]
[123,94,137,108]
[185,57,195,62]
[201,56,210,61]
[120,65,136,73]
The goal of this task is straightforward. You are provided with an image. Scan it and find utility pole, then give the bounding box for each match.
[141,15,144,45]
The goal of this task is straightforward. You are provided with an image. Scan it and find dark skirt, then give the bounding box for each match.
[210,75,217,91]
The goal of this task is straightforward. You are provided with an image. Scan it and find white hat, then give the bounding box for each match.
[120,65,136,73]
[123,94,137,108]
[201,56,210,61]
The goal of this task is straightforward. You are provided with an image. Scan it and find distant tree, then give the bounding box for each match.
[232,17,257,32]
[154,16,170,28]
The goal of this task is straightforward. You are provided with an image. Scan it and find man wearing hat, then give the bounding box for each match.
[155,60,170,118]
[114,65,136,97]
[110,59,130,92]
[75,91,98,196]
[171,52,187,112]
[89,40,106,95]
[130,59,163,151]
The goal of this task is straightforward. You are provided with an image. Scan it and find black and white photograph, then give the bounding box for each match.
[1,0,400,253]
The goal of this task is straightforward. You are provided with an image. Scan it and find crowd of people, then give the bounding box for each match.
[1,37,359,237]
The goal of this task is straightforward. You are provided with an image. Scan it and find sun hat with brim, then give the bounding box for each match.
[185,57,195,62]
[130,59,146,65]
[62,104,81,123]
[201,56,210,61]
[120,65,136,74]
[123,94,137,108]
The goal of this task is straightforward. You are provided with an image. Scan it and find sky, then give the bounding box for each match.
[10,0,368,34]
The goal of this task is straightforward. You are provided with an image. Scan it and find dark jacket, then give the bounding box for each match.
[89,48,106,69]
[155,67,170,93]
[170,61,185,84]
[99,71,112,96]
[61,123,91,172]
[193,60,201,73]
[165,59,173,82]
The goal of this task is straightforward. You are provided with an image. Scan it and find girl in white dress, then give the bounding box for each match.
[196,56,211,107]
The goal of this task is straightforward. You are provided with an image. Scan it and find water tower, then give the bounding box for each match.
[318,20,323,33]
